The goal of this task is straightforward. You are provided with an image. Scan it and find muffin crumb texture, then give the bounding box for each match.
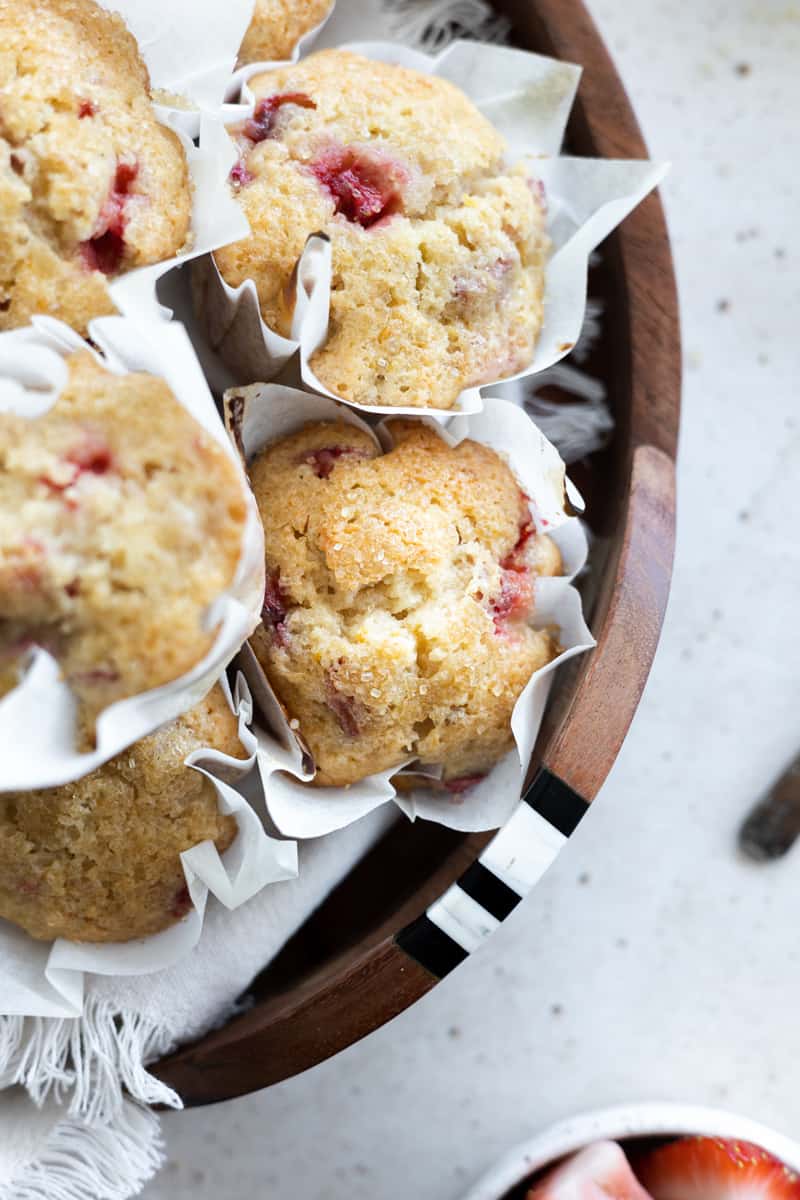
[238,0,332,65]
[0,0,191,333]
[0,351,248,742]
[250,420,561,788]
[0,685,241,943]
[216,50,548,409]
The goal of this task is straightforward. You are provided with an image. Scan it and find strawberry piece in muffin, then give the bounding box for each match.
[213,49,549,409]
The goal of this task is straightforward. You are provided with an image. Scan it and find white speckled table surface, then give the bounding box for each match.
[143,1,800,1195]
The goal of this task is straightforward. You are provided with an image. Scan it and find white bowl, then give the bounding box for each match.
[461,1103,800,1200]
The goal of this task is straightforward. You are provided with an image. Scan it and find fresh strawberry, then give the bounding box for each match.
[635,1137,800,1200]
[527,1141,655,1200]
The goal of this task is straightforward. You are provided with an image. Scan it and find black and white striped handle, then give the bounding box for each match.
[396,770,589,977]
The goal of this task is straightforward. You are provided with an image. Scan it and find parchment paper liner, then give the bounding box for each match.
[197,39,669,419]
[0,673,298,1020]
[0,316,265,791]
[222,383,595,838]
[98,0,335,139]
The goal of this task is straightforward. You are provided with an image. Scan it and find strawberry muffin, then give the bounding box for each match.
[248,419,561,788]
[238,0,332,65]
[0,351,248,743]
[0,0,192,334]
[215,49,548,409]
[0,685,241,942]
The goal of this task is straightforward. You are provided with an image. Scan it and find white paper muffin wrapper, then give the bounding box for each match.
[98,0,335,139]
[197,39,668,418]
[0,674,298,1020]
[223,383,595,838]
[0,316,265,791]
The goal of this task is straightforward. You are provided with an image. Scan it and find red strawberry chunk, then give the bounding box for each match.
[229,159,254,188]
[491,567,534,631]
[81,160,138,275]
[170,884,192,920]
[40,435,114,496]
[501,497,536,571]
[324,673,362,737]
[78,99,96,118]
[68,434,113,476]
[302,445,369,479]
[262,571,290,646]
[527,1141,656,1200]
[310,145,407,227]
[443,775,485,795]
[244,92,316,143]
[635,1137,800,1200]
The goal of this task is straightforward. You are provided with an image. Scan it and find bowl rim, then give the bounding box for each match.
[459,1102,800,1200]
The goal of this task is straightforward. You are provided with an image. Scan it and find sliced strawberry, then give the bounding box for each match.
[635,1137,800,1200]
[527,1141,656,1200]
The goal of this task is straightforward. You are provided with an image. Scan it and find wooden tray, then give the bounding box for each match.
[153,0,680,1105]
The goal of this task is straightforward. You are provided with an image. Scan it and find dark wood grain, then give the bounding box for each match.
[153,0,681,1105]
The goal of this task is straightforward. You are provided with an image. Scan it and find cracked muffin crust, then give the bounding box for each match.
[0,0,192,334]
[215,49,549,409]
[0,351,248,743]
[249,419,562,788]
[0,684,241,943]
[237,0,332,65]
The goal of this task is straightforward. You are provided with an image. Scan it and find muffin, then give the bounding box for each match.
[215,49,548,409]
[238,0,332,65]
[0,351,248,741]
[0,685,242,942]
[0,0,192,334]
[249,420,562,788]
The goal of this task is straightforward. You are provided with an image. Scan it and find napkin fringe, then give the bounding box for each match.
[0,999,181,1124]
[0,1101,164,1200]
[380,0,509,49]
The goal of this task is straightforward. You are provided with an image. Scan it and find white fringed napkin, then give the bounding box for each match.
[0,807,395,1200]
